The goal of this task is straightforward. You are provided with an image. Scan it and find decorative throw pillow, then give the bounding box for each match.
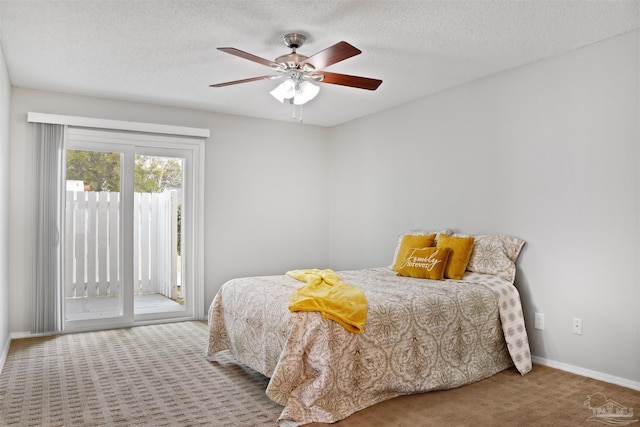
[390,229,453,270]
[396,247,452,280]
[436,234,475,280]
[391,233,436,271]
[466,235,526,283]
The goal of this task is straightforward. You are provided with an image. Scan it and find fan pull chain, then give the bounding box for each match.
[291,103,304,123]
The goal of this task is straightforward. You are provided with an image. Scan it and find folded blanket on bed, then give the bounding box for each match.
[286,269,368,334]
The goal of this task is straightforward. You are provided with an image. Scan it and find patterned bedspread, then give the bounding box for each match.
[207,268,531,426]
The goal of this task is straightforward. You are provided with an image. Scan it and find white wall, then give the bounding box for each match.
[8,89,330,333]
[329,31,640,384]
[0,44,11,364]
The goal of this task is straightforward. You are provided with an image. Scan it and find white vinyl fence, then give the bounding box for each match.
[65,190,179,299]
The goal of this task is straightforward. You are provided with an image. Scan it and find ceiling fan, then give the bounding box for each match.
[210,33,382,105]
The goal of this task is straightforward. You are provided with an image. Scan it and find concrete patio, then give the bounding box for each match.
[65,293,184,321]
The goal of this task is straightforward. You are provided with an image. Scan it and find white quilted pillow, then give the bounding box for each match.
[465,235,525,283]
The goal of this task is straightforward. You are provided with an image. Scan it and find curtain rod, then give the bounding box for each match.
[27,112,210,138]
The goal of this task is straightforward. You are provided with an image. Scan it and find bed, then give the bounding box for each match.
[206,232,532,426]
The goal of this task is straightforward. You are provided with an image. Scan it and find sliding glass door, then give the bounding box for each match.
[63,128,202,331]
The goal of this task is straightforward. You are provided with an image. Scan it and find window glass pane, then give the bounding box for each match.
[133,155,185,314]
[65,150,122,320]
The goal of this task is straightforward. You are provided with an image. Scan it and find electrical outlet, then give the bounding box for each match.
[572,318,583,335]
[534,312,544,330]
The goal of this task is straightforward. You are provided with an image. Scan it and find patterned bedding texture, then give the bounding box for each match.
[207,267,532,426]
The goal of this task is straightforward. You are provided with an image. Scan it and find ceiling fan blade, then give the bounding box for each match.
[217,47,280,68]
[317,71,382,91]
[300,41,361,70]
[210,75,277,87]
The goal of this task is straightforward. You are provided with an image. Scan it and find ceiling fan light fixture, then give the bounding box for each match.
[293,80,319,105]
[270,78,296,103]
[270,78,319,105]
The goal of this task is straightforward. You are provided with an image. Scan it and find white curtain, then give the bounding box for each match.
[32,123,66,333]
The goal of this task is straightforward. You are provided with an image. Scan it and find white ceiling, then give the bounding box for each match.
[0,0,638,127]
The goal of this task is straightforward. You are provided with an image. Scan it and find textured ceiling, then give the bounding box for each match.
[0,0,638,127]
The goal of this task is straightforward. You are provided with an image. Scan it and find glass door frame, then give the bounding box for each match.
[63,127,204,332]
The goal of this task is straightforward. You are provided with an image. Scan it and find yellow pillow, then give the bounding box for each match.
[436,235,475,280]
[392,234,436,271]
[396,247,452,280]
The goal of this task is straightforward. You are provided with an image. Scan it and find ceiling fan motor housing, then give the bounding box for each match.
[282,33,306,49]
[275,53,312,69]
[276,33,315,71]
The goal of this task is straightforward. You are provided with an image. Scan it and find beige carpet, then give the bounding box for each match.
[0,321,638,426]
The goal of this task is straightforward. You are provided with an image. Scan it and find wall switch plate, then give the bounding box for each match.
[572,318,583,335]
[534,312,544,330]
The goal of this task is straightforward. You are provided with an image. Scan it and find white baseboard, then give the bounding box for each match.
[532,355,640,391]
[0,334,10,374]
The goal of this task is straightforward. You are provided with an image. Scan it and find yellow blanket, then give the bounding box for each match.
[286,269,368,334]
